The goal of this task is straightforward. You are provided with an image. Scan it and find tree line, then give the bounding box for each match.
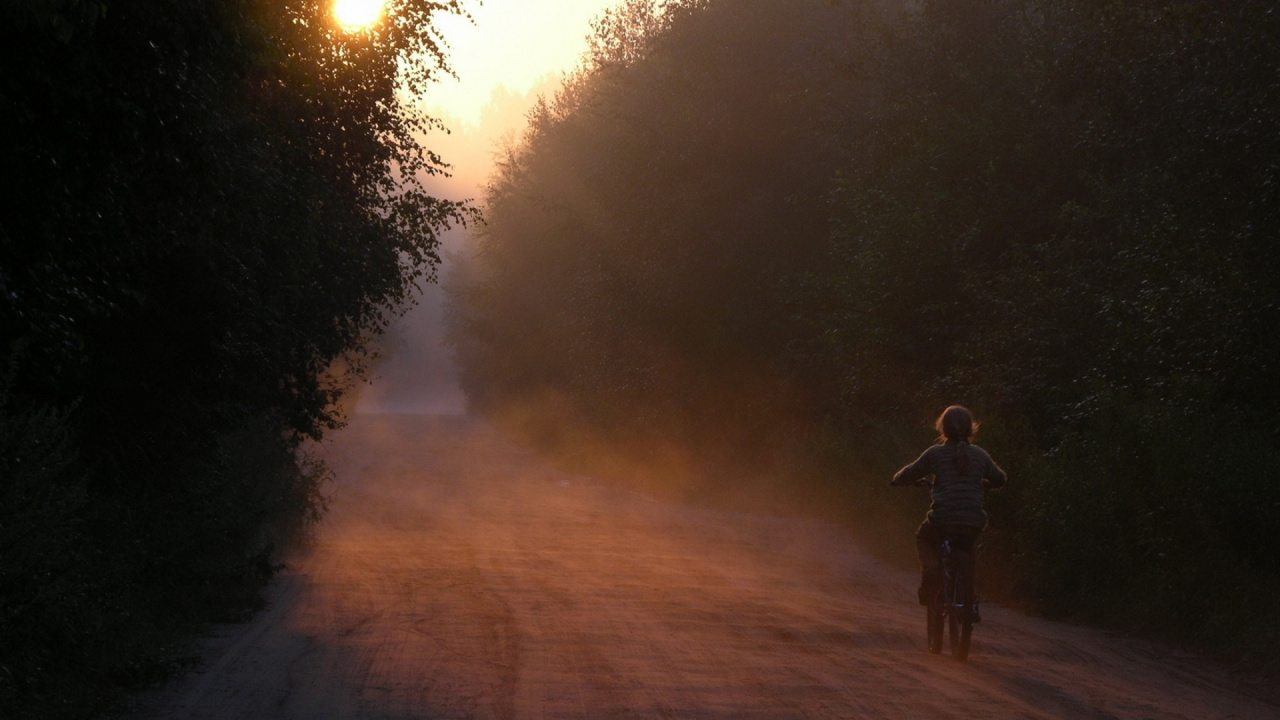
[449,0,1280,664]
[1,1,468,717]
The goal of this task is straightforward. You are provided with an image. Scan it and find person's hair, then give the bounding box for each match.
[935,405,979,473]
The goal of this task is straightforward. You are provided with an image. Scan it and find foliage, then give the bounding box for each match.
[0,363,99,718]
[450,0,1280,663]
[821,0,1280,656]
[1015,389,1280,649]
[450,0,861,488]
[1,1,467,716]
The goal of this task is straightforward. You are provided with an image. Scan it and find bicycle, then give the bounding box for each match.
[909,476,981,660]
[926,533,978,660]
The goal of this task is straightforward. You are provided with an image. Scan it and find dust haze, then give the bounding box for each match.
[353,79,558,415]
[130,414,1280,719]
[242,4,1280,717]
[134,96,1279,716]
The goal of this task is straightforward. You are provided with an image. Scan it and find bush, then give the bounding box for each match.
[1015,390,1280,659]
[0,354,332,718]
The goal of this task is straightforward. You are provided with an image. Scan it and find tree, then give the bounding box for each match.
[1,2,471,716]
[818,0,1280,654]
[450,0,861,481]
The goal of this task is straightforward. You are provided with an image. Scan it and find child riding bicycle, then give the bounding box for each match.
[890,406,1006,606]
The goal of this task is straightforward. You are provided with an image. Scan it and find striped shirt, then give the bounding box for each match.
[892,441,1007,528]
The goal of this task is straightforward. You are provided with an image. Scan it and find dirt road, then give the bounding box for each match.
[130,414,1279,719]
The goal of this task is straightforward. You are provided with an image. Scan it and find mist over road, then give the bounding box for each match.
[131,415,1279,719]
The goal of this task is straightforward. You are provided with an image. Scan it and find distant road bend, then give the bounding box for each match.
[131,415,1280,720]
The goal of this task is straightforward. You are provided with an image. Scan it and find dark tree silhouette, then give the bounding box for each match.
[0,2,470,716]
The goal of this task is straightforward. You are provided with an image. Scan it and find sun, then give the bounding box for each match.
[334,0,385,31]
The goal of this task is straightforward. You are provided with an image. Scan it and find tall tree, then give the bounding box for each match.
[1,2,470,716]
[451,0,861,476]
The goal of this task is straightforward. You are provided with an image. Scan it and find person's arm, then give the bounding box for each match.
[891,449,933,486]
[983,454,1007,489]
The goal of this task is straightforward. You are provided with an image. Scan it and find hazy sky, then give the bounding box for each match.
[356,0,623,414]
[425,0,619,127]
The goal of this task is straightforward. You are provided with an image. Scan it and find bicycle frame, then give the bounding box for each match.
[928,536,976,660]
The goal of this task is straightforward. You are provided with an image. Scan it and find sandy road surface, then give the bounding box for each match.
[130,414,1279,720]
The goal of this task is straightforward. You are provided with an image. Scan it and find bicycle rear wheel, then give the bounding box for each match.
[947,550,973,661]
[927,595,944,654]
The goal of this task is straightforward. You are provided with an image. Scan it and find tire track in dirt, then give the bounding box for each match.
[127,414,1280,720]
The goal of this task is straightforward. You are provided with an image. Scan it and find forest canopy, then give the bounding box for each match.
[0,1,469,717]
[449,0,1280,663]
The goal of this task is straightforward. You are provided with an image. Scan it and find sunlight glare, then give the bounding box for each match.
[334,0,385,31]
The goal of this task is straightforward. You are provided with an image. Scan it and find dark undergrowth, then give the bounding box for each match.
[0,370,329,720]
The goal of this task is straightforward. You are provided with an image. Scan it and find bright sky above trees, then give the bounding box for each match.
[424,0,618,126]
